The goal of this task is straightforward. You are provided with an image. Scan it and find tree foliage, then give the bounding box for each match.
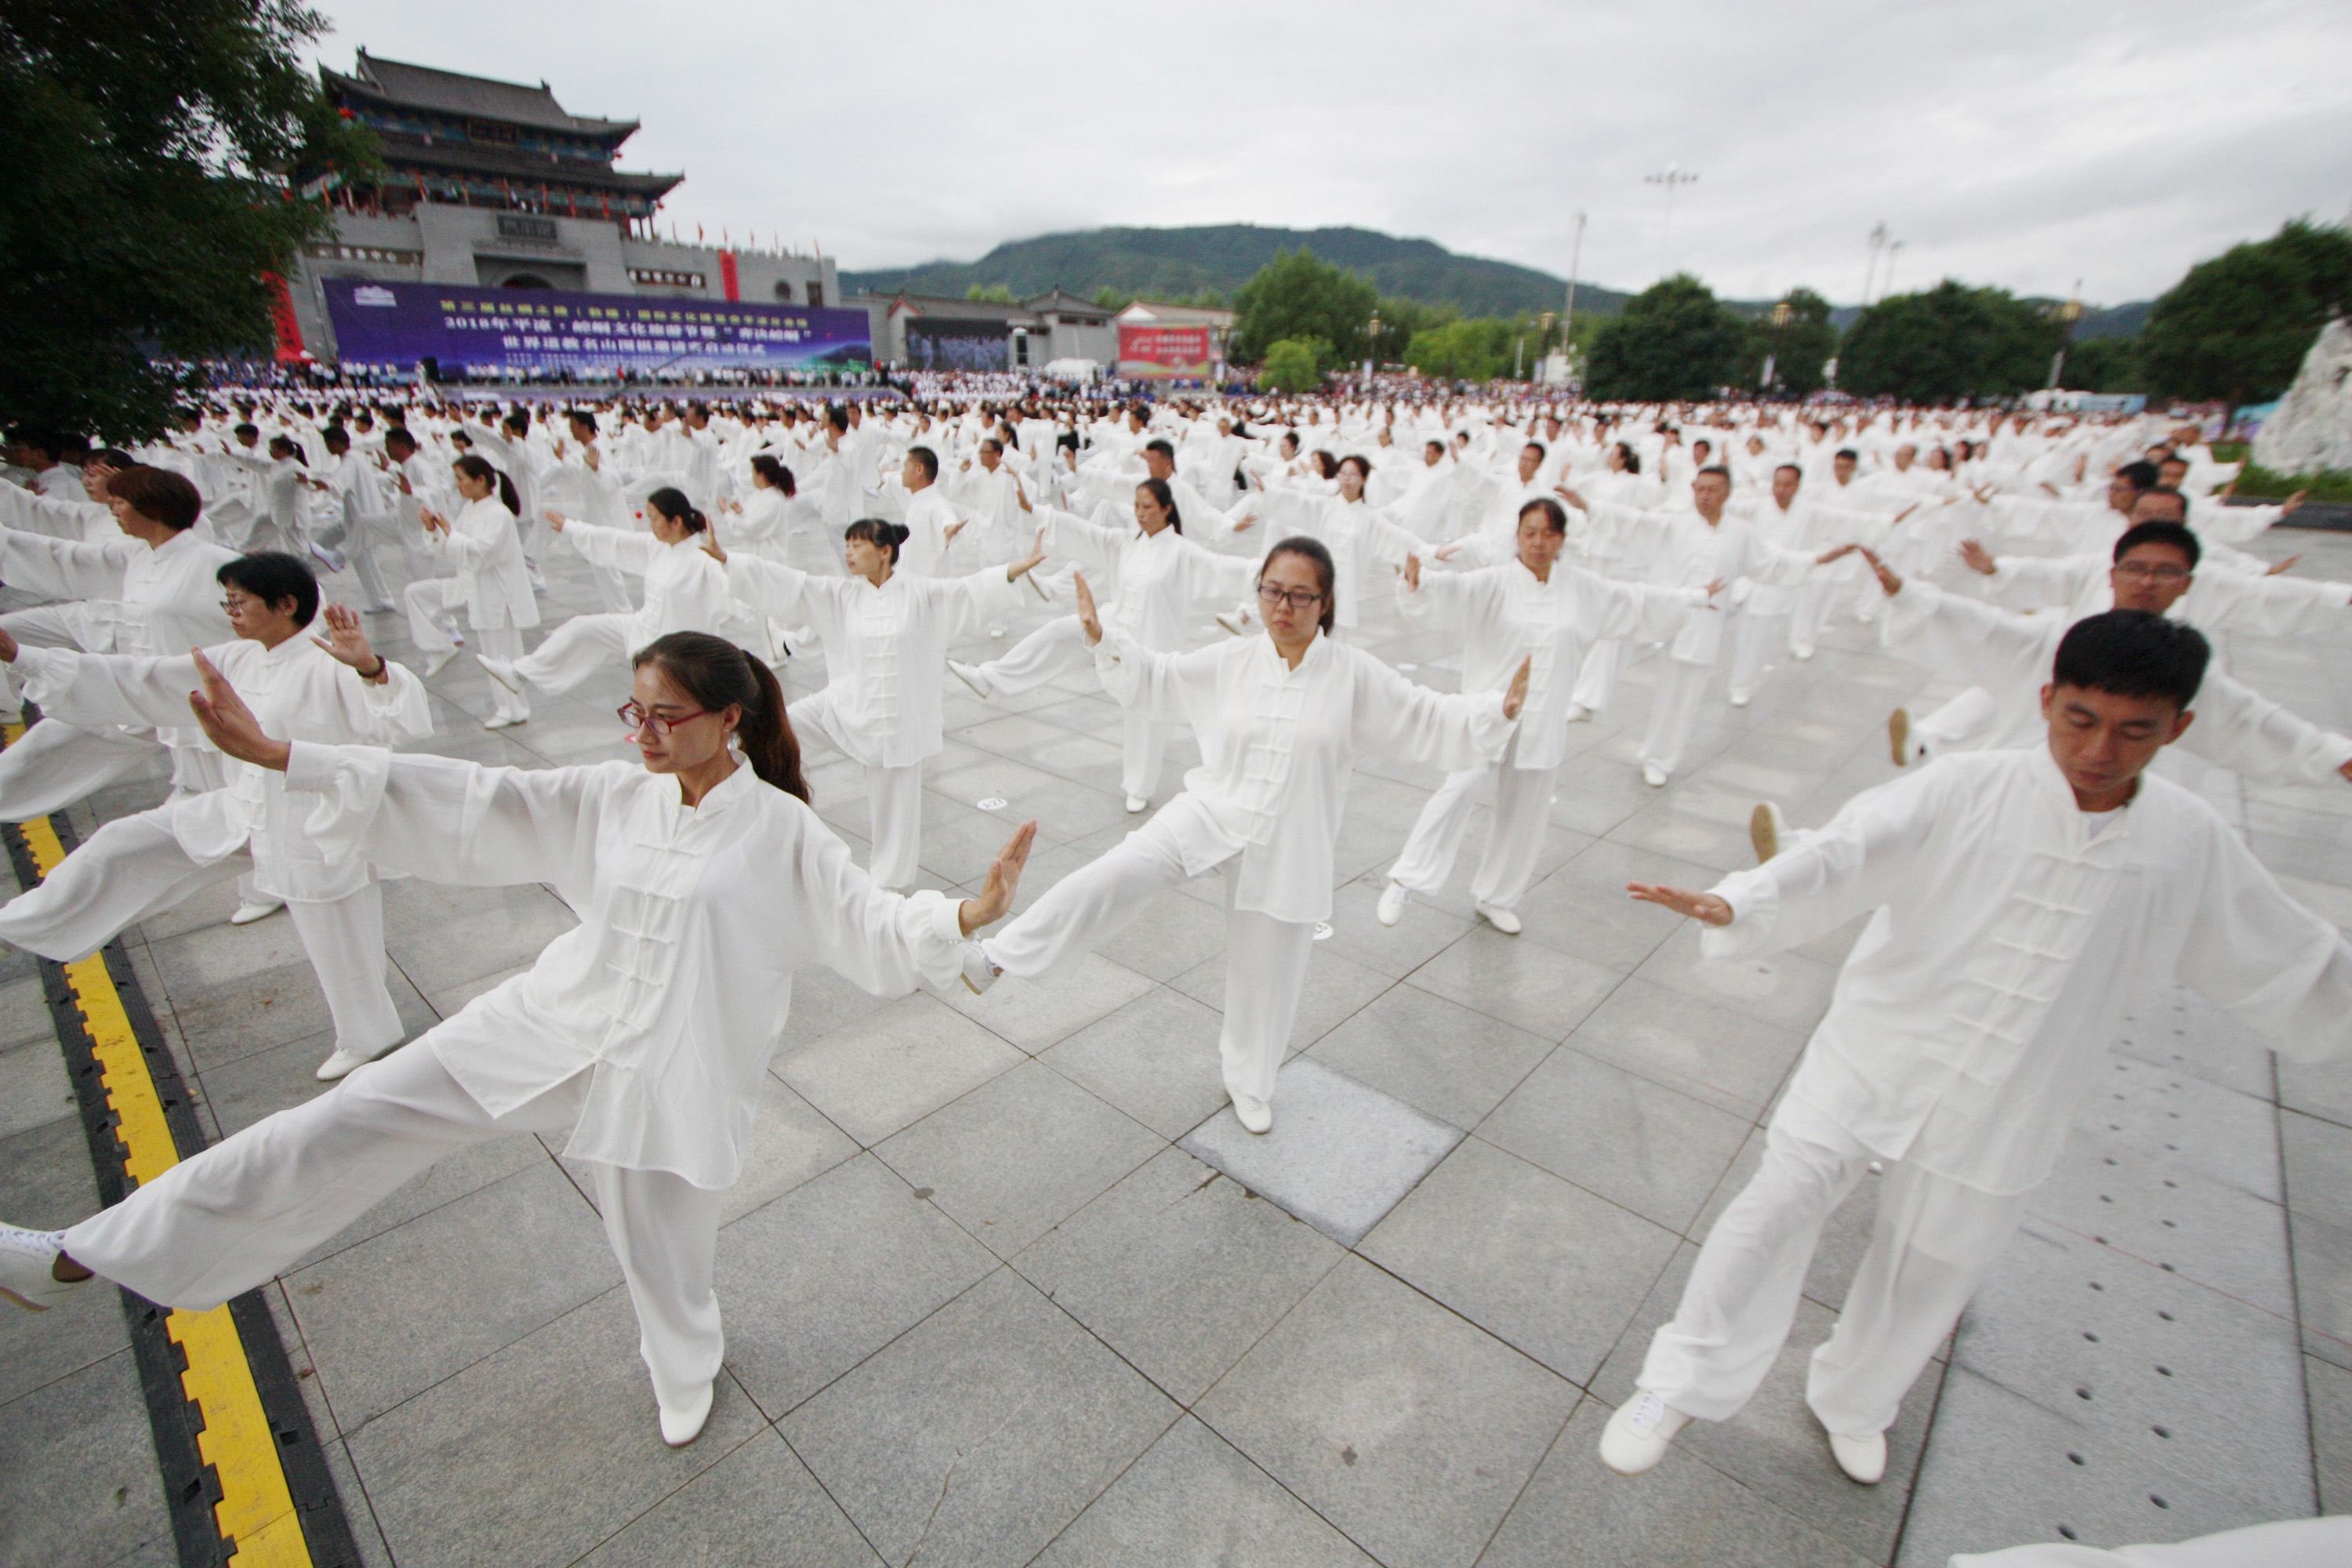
[1584,276,1744,401]
[1229,249,1379,368]
[2140,220,2352,404]
[0,0,379,440]
[1837,281,2060,402]
[1734,287,1839,397]
[1258,339,1322,394]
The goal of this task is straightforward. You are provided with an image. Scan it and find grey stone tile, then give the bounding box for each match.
[1193,1256,1577,1568]
[943,951,1156,1054]
[1037,985,1232,1139]
[1316,873,1478,980]
[1167,942,1392,1052]
[1361,1136,1682,1386]
[1092,883,1231,983]
[574,1428,882,1567]
[2281,1052,2352,1133]
[150,918,430,1071]
[775,991,1023,1146]
[874,1060,1160,1258]
[1032,1415,1376,1567]
[287,1159,619,1427]
[2113,989,2277,1103]
[2310,1353,2352,1516]
[415,960,530,1023]
[715,1152,996,1417]
[1479,1399,1875,1568]
[1633,919,1841,1034]
[289,1130,548,1275]
[2037,1122,2295,1319]
[1016,1147,1344,1404]
[1405,925,1624,1043]
[1181,1057,1462,1247]
[348,1289,762,1568]
[190,1025,354,1137]
[2304,1210,2352,1372]
[0,1033,74,1142]
[378,877,579,993]
[771,960,895,1052]
[0,973,53,1049]
[2283,1107,2352,1232]
[1479,1045,1755,1233]
[1509,866,1687,975]
[1566,971,1805,1120]
[782,1268,1178,1568]
[0,1114,129,1406]
[1308,982,1552,1131]
[716,1073,860,1227]
[0,1348,173,1568]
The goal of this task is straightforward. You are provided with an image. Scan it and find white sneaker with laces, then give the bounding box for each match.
[0,1223,84,1312]
[477,654,522,693]
[1229,1090,1272,1134]
[422,646,463,679]
[1375,880,1409,927]
[1642,762,1669,788]
[960,941,1001,996]
[229,898,285,926]
[659,1381,713,1446]
[1828,1428,1886,1484]
[949,660,992,699]
[1728,688,1752,708]
[483,711,528,730]
[1599,1389,1691,1476]
[1124,794,1148,813]
[315,1041,397,1081]
[1475,902,1522,935]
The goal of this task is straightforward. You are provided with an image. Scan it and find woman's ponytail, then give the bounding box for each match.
[734,654,808,800]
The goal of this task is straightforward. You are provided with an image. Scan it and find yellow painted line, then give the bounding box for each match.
[14,804,313,1564]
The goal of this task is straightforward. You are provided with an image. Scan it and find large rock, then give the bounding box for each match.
[2253,318,2352,474]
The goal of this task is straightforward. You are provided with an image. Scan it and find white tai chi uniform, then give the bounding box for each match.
[1385,558,1704,911]
[507,525,731,695]
[1637,746,2352,1438]
[60,744,971,1425]
[969,509,1254,801]
[980,630,1514,1103]
[1247,491,1422,644]
[0,525,239,811]
[0,637,433,1061]
[723,554,1022,891]
[404,494,540,722]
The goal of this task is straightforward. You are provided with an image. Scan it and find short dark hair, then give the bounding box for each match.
[2112,521,2199,569]
[1774,463,1803,480]
[1518,497,1569,535]
[1835,448,1859,462]
[1144,438,1175,461]
[2114,460,2159,492]
[2052,609,2209,710]
[107,466,201,531]
[218,551,319,627]
[384,427,419,453]
[1696,464,1731,485]
[906,445,938,482]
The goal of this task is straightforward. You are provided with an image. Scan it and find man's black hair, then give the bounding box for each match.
[2052,609,2209,710]
[2111,520,2199,569]
[1144,438,1175,461]
[2114,460,2159,492]
[217,551,319,628]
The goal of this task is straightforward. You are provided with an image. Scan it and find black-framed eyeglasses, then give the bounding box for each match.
[1256,584,1325,611]
[2111,562,2189,582]
[618,701,712,737]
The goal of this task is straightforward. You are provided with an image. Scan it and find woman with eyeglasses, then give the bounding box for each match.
[405,453,539,729]
[706,517,1047,891]
[949,477,1257,813]
[473,488,733,719]
[0,552,432,1081]
[964,535,1530,1134]
[7,632,1035,1449]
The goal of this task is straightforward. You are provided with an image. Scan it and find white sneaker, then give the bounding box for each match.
[1750,801,1786,865]
[307,541,347,574]
[1376,880,1409,927]
[1214,610,1250,637]
[1475,902,1522,935]
[1642,762,1669,788]
[1124,794,1148,814]
[528,568,550,593]
[483,711,528,730]
[229,898,285,926]
[659,1381,713,1447]
[949,659,992,699]
[476,654,522,694]
[1562,702,1593,724]
[1599,1389,1692,1476]
[1728,688,1753,708]
[960,941,1000,996]
[0,1223,85,1311]
[422,647,462,679]
[1828,1428,1886,1484]
[1229,1090,1273,1134]
[315,1041,397,1081]
[1888,708,1911,768]
[1792,644,1816,661]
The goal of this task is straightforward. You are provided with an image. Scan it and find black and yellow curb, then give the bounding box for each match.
[3,731,360,1568]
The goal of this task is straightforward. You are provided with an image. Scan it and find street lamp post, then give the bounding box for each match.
[2047,281,2084,390]
[1365,312,1380,380]
[1861,222,1889,306]
[1563,209,1586,332]
[1763,298,1794,394]
[1645,167,1698,280]
[1883,239,1905,298]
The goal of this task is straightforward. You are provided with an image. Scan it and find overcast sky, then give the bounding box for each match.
[303,0,2352,307]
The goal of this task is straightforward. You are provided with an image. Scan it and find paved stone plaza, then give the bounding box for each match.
[2,520,2348,1567]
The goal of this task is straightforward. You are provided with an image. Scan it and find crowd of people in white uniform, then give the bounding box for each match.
[0,383,2347,1559]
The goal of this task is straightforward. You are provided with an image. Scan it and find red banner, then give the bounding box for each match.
[719,249,740,302]
[1117,324,1214,379]
[263,272,308,362]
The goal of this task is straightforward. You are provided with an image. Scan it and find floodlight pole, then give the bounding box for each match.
[1646,167,1698,280]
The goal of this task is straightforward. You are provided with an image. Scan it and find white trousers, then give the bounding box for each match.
[62,1042,722,1415]
[0,810,405,1058]
[1385,729,1555,912]
[407,582,528,719]
[1570,637,1617,713]
[0,717,171,822]
[1788,579,1837,657]
[514,613,634,696]
[312,507,398,609]
[590,561,636,614]
[980,811,1313,1102]
[978,617,1170,798]
[1638,657,1712,776]
[1914,685,1997,757]
[1729,604,1788,699]
[0,605,85,715]
[1639,1098,2026,1437]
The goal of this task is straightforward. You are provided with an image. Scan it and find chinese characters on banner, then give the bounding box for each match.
[1117,325,1216,380]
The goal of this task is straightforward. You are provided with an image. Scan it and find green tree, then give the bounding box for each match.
[1735,287,1840,397]
[1583,275,1744,401]
[2140,220,2352,404]
[1258,338,1322,394]
[966,283,1017,303]
[0,1,380,440]
[2063,336,2143,394]
[1229,248,1380,369]
[1838,281,2060,401]
[1090,285,1135,314]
